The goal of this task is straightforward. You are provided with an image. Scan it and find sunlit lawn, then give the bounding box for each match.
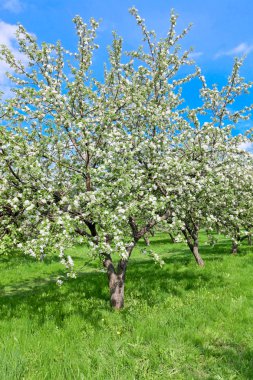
[1,233,253,379]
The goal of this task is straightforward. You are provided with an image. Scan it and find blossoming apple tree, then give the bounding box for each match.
[0,10,198,308]
[0,9,252,308]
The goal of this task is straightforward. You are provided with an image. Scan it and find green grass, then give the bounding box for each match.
[1,233,253,379]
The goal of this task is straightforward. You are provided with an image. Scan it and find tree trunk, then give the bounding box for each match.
[231,240,238,255]
[181,225,205,267]
[231,228,240,255]
[103,256,128,309]
[109,272,125,309]
[192,239,204,267]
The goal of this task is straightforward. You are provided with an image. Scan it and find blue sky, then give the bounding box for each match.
[0,0,253,134]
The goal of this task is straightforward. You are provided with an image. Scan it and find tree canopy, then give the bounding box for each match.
[0,8,252,308]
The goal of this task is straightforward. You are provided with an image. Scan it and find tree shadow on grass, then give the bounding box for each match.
[138,237,172,248]
[196,340,253,379]
[0,270,109,327]
[201,243,253,261]
[0,254,228,327]
[143,236,235,263]
[0,252,42,267]
[178,240,252,263]
[126,256,226,304]
[140,233,253,255]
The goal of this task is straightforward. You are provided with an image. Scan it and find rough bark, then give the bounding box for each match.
[108,271,125,309]
[103,253,130,309]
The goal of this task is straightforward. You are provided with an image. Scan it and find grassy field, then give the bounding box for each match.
[1,233,253,380]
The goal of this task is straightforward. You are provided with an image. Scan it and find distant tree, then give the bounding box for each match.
[173,60,253,264]
[121,39,253,266]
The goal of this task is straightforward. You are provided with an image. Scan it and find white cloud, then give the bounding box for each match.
[0,20,27,96]
[215,43,253,59]
[0,20,18,47]
[1,0,23,13]
[189,52,203,59]
[239,142,253,153]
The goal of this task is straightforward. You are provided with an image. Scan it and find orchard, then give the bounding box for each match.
[0,9,252,309]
